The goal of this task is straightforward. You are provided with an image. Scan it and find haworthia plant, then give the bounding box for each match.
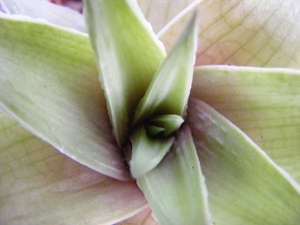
[0,0,300,224]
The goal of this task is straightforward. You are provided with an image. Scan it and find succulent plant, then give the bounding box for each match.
[0,0,300,224]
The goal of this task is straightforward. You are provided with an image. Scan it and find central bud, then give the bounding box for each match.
[145,114,184,139]
[127,114,184,179]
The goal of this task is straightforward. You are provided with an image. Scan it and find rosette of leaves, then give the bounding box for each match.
[0,0,300,224]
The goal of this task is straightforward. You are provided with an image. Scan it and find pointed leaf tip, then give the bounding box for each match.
[129,11,198,179]
[133,10,198,125]
[84,0,166,147]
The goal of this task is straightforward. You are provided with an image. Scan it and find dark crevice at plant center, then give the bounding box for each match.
[121,113,185,178]
[144,114,184,139]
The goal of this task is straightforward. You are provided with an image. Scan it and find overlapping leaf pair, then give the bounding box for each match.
[1,0,300,224]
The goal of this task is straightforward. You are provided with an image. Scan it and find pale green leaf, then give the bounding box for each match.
[145,114,184,138]
[0,0,86,32]
[138,125,211,225]
[192,65,300,183]
[137,0,196,34]
[133,12,198,125]
[188,99,300,224]
[129,126,174,179]
[0,112,146,225]
[159,0,300,68]
[83,0,166,147]
[129,12,197,180]
[0,14,129,181]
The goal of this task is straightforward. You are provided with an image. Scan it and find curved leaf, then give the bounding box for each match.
[116,207,157,225]
[159,0,300,68]
[129,126,174,179]
[137,0,196,34]
[84,0,166,147]
[0,112,146,225]
[188,99,300,224]
[130,12,197,179]
[137,125,211,225]
[0,14,129,181]
[192,65,300,183]
[0,0,86,32]
[133,11,197,125]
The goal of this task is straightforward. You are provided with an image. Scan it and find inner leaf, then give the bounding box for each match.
[128,11,198,178]
[145,114,184,138]
[132,11,198,126]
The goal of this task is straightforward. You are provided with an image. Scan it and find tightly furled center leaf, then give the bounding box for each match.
[145,114,184,138]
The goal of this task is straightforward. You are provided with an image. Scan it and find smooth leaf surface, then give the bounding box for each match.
[159,0,300,68]
[84,0,166,147]
[133,12,198,125]
[146,114,184,138]
[0,0,86,32]
[138,125,211,225]
[0,112,147,225]
[191,65,300,183]
[0,15,129,181]
[116,207,157,225]
[137,0,196,34]
[129,126,174,179]
[188,99,300,224]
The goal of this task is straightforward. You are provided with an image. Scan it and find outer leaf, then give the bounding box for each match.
[133,12,198,125]
[192,65,300,183]
[0,0,86,32]
[84,0,166,147]
[116,207,157,225]
[137,0,196,34]
[0,112,147,225]
[188,99,300,224]
[159,0,300,68]
[138,125,211,225]
[0,15,129,181]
